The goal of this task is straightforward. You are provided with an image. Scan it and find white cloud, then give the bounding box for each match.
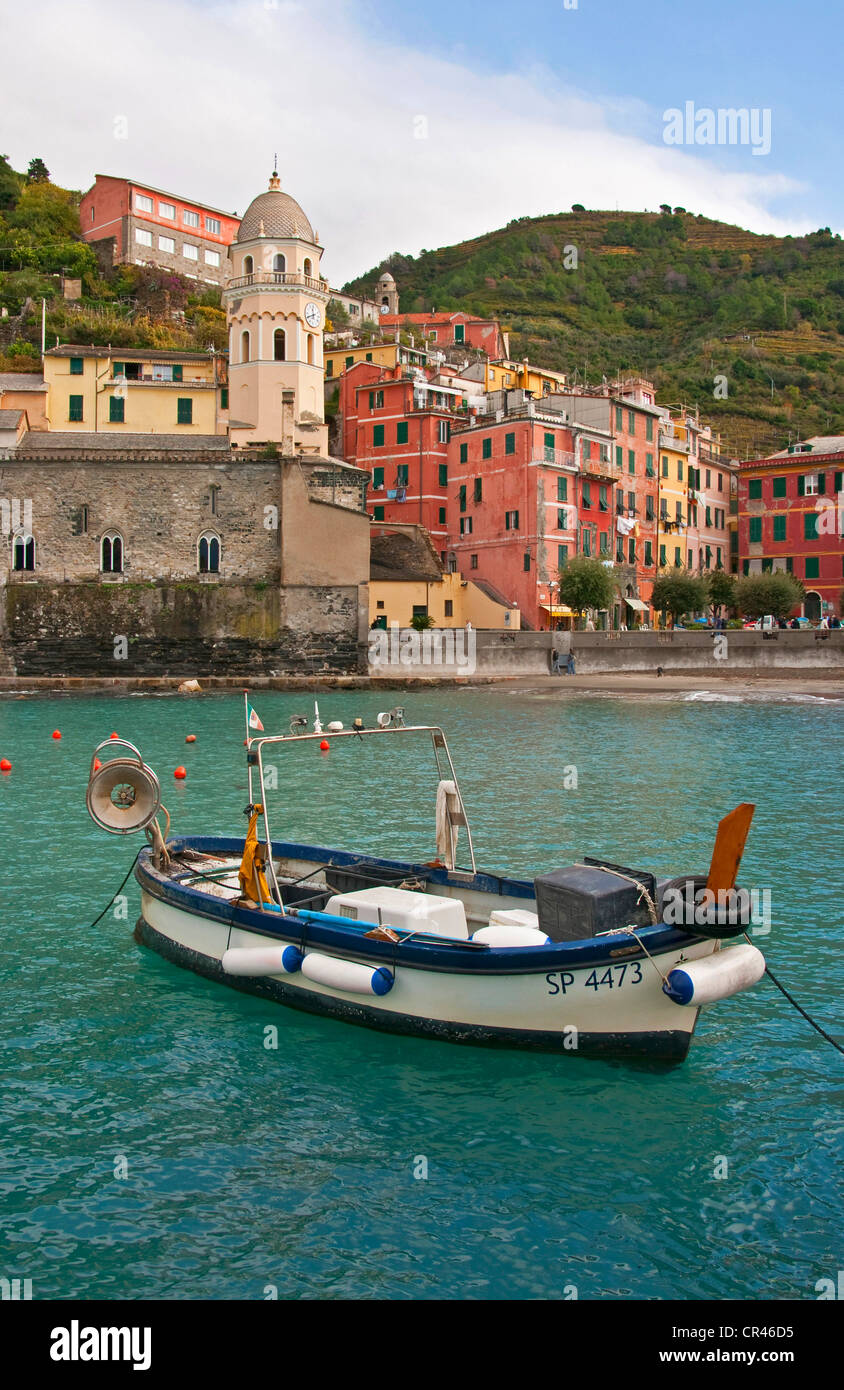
[3,0,808,287]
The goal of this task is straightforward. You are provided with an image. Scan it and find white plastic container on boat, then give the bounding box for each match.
[663,942,766,1006]
[300,951,394,996]
[474,922,550,947]
[325,885,469,940]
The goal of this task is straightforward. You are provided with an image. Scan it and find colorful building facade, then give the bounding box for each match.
[42,346,227,435]
[738,437,844,620]
[378,311,507,360]
[80,175,240,287]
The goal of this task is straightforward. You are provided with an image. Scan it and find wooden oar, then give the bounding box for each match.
[706,803,755,893]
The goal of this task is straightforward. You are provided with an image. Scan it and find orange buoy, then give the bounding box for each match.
[52,730,62,740]
[110,732,119,739]
[174,766,187,780]
[319,739,330,751]
[0,757,11,772]
[185,734,197,743]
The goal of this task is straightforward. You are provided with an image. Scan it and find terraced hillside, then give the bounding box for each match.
[344,210,844,459]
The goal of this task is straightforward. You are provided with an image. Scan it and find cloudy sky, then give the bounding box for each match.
[2,0,839,285]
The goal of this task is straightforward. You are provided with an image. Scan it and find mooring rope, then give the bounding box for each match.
[85,849,142,930]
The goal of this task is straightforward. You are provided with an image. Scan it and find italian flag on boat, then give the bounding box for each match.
[244,693,264,733]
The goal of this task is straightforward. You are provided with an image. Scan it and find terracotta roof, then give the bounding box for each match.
[16,432,230,457]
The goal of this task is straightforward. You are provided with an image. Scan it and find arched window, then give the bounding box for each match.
[12,533,35,571]
[243,255,253,276]
[307,333,315,365]
[198,532,221,574]
[101,531,123,573]
[273,253,285,273]
[303,257,312,278]
[241,330,250,363]
[274,328,286,361]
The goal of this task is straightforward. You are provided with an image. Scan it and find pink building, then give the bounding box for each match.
[379,311,507,360]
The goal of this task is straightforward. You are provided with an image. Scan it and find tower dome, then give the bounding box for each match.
[235,172,315,243]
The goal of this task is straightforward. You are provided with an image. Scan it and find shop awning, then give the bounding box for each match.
[539,603,575,617]
[625,597,650,613]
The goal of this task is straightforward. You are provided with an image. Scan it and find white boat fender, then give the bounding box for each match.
[663,943,766,1006]
[222,945,304,977]
[300,951,394,996]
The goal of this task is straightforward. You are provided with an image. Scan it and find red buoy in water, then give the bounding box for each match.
[52,730,62,740]
[319,739,330,751]
[174,766,187,780]
[185,734,197,743]
[0,758,11,772]
[110,732,119,740]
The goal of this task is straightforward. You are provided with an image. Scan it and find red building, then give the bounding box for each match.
[738,436,844,620]
[80,175,241,287]
[447,406,616,629]
[378,311,507,361]
[338,364,462,548]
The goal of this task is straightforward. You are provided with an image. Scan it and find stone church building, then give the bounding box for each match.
[0,175,371,677]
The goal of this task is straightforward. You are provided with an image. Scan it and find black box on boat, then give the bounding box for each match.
[534,861,656,942]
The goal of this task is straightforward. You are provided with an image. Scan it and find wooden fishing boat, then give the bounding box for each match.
[85,703,766,1061]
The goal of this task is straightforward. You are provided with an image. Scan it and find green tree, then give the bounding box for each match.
[734,570,804,620]
[650,568,708,621]
[557,555,616,624]
[706,569,736,615]
[26,157,50,183]
[0,154,22,212]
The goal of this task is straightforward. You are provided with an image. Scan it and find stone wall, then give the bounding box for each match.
[569,628,844,674]
[1,580,365,676]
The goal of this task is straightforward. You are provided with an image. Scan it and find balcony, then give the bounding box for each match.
[530,447,576,469]
[226,271,329,293]
[658,430,690,452]
[581,453,620,481]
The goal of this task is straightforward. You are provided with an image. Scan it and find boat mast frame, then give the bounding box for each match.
[246,724,478,902]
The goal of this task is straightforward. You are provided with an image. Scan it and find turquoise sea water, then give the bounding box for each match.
[0,686,842,1301]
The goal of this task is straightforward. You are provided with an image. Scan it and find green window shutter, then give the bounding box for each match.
[70,357,83,375]
[366,352,373,362]
[113,362,124,377]
[628,411,635,434]
[523,552,531,571]
[834,471,843,493]
[773,476,786,498]
[544,432,555,449]
[749,517,762,543]
[373,424,384,447]
[797,475,805,496]
[661,457,668,477]
[373,467,384,489]
[645,452,654,476]
[345,356,354,369]
[817,472,826,494]
[600,531,609,555]
[368,392,374,409]
[557,477,567,502]
[748,479,763,500]
[326,360,334,377]
[460,443,468,463]
[805,557,819,579]
[172,364,183,382]
[459,485,466,512]
[628,450,635,474]
[786,556,794,573]
[177,397,192,424]
[558,544,568,568]
[804,512,818,541]
[474,477,482,502]
[659,544,666,566]
[373,505,385,521]
[615,406,622,430]
[582,482,591,507]
[109,396,124,423]
[645,541,653,566]
[69,394,83,421]
[773,515,786,542]
[482,437,492,459]
[646,417,653,441]
[628,538,636,564]
[221,388,228,409]
[505,432,515,455]
[557,509,567,528]
[397,464,409,486]
[705,506,711,526]
[677,460,683,481]
[615,445,622,467]
[397,421,408,444]
[438,464,448,486]
[438,508,446,525]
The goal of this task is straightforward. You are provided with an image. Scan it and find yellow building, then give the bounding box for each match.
[657,420,690,570]
[370,569,520,629]
[468,358,568,396]
[43,345,226,434]
[324,340,428,380]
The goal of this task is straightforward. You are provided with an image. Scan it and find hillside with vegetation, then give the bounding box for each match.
[0,155,226,372]
[343,206,844,459]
